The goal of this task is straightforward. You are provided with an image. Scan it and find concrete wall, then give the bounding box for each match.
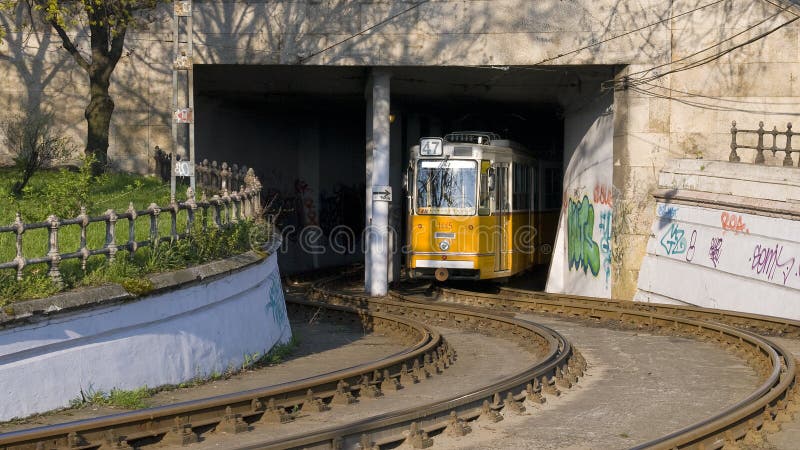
[0,252,291,421]
[547,94,614,298]
[636,159,800,319]
[2,0,799,297]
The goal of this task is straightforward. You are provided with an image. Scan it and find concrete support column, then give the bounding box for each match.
[366,69,391,296]
[389,113,403,283]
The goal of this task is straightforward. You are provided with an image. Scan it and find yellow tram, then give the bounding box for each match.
[406,131,554,282]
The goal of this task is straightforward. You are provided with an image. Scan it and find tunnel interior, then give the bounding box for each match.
[195,64,619,276]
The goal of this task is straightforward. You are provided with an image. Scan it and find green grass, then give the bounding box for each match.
[70,386,153,410]
[0,167,269,305]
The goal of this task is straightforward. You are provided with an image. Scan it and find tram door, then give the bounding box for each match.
[494,164,509,272]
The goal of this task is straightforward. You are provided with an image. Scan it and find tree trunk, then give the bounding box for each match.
[85,74,114,176]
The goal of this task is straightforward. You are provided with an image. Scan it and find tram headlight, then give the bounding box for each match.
[439,240,450,251]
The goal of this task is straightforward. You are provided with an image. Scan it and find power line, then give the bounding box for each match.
[298,1,430,64]
[530,0,726,65]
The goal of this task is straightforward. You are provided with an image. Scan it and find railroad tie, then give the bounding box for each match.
[742,419,764,446]
[504,392,526,415]
[445,411,472,437]
[722,430,742,450]
[761,410,780,433]
[255,398,293,424]
[216,406,249,434]
[555,366,572,389]
[478,399,503,423]
[102,430,132,449]
[399,363,418,385]
[413,359,430,380]
[161,417,199,446]
[423,353,437,375]
[302,389,329,413]
[526,382,546,404]
[359,434,380,450]
[541,375,560,397]
[358,374,383,398]
[404,422,433,449]
[332,380,357,404]
[380,369,403,392]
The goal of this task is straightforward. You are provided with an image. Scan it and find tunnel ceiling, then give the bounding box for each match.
[195,65,619,106]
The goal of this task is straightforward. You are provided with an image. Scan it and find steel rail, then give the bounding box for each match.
[435,285,798,449]
[497,286,800,336]
[0,300,445,450]
[234,279,579,449]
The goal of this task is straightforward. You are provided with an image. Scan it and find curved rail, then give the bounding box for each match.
[0,300,446,450]
[242,277,580,449]
[435,285,798,449]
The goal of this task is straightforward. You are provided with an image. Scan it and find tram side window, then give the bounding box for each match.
[479,160,491,215]
[512,164,530,210]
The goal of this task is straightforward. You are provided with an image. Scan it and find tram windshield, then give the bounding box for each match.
[416,159,478,215]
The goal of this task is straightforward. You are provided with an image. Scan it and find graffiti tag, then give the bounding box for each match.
[660,223,688,255]
[593,185,613,206]
[750,243,795,285]
[598,210,612,287]
[720,212,749,234]
[709,237,723,268]
[567,195,601,276]
[656,204,677,219]
[265,271,288,326]
[686,230,697,262]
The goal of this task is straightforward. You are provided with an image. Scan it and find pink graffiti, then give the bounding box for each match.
[593,185,613,206]
[720,212,749,234]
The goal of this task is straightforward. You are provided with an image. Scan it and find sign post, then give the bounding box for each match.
[170,1,195,199]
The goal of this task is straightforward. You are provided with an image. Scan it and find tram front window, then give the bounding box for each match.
[416,160,478,215]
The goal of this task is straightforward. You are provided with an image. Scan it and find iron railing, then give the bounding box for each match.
[154,147,251,194]
[729,121,798,165]
[0,177,262,286]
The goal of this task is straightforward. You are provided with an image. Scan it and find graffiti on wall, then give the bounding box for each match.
[721,212,749,234]
[750,243,796,285]
[653,204,800,291]
[567,195,601,276]
[265,271,288,329]
[657,204,677,219]
[598,210,612,287]
[660,223,687,255]
[709,237,723,268]
[593,184,613,207]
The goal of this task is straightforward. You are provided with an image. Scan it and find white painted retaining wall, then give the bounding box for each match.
[0,252,291,421]
[636,203,800,319]
[547,94,614,298]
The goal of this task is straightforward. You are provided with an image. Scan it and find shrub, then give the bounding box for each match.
[2,111,75,197]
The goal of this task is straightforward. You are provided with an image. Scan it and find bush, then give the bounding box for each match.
[2,111,75,197]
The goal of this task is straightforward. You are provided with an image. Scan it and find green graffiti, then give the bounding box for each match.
[567,195,601,276]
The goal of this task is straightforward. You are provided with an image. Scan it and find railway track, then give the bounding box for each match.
[422,284,800,449]
[0,300,452,450]
[3,269,794,450]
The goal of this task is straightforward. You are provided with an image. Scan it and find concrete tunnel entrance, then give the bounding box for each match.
[194,65,620,293]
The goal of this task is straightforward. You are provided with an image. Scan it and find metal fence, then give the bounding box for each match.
[0,175,262,286]
[729,121,797,165]
[154,147,251,194]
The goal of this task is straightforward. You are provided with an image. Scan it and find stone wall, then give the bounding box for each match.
[1,0,798,298]
[0,249,290,421]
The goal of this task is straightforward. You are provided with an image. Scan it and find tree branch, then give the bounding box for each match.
[48,19,90,72]
[107,22,127,73]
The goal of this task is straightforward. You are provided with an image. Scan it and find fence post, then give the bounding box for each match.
[211,195,222,228]
[46,215,62,286]
[78,206,89,271]
[186,187,197,234]
[755,122,765,164]
[784,122,794,167]
[13,212,25,281]
[127,202,138,254]
[169,194,178,239]
[104,209,118,263]
[200,192,209,231]
[148,203,161,243]
[729,121,740,162]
